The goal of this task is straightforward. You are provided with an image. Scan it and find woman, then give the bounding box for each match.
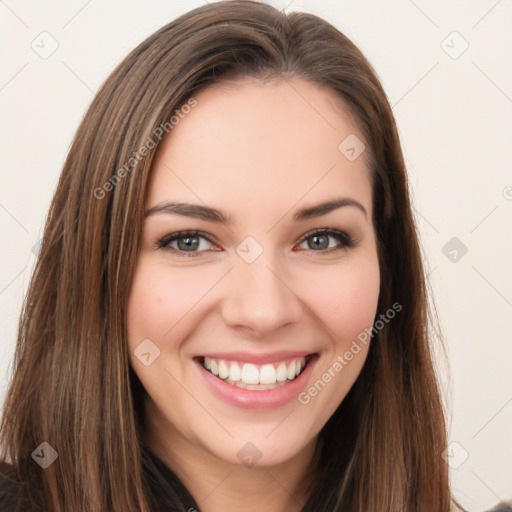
[0,1,504,511]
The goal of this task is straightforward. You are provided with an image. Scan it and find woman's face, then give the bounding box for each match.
[127,77,380,468]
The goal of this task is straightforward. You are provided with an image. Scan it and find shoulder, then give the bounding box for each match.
[484,501,512,512]
[0,460,19,511]
[0,460,37,512]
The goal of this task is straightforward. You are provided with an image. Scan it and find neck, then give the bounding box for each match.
[144,400,317,512]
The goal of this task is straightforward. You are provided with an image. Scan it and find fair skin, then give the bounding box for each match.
[127,77,380,512]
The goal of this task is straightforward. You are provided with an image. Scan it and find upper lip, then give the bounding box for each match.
[194,350,317,365]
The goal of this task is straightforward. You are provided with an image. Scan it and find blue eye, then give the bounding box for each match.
[296,229,356,253]
[156,228,356,258]
[156,230,216,257]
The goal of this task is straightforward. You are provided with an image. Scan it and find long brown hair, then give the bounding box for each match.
[0,1,462,510]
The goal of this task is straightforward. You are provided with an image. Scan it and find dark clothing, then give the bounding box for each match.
[141,444,200,511]
[0,446,199,512]
[486,501,512,512]
[1,449,511,511]
[0,460,35,512]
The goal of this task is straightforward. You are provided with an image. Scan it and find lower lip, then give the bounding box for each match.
[196,355,318,410]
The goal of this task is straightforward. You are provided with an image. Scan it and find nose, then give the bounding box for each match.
[220,253,303,337]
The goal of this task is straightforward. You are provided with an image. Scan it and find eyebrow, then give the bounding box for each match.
[145,197,367,223]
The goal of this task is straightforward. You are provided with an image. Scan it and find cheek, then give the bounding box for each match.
[291,257,379,434]
[127,264,165,348]
[299,256,380,345]
[126,259,210,349]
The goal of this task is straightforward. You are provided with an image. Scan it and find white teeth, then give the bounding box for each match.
[287,361,296,380]
[229,378,289,390]
[241,363,259,385]
[276,363,288,382]
[218,360,229,379]
[245,383,279,390]
[201,356,309,386]
[259,364,277,385]
[229,362,241,382]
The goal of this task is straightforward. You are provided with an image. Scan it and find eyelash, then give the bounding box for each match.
[155,228,357,258]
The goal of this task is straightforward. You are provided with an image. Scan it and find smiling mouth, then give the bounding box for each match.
[196,354,316,390]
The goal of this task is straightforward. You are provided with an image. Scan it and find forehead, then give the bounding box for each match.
[147,77,372,221]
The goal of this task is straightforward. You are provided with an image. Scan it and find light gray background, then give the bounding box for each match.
[1,1,511,510]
